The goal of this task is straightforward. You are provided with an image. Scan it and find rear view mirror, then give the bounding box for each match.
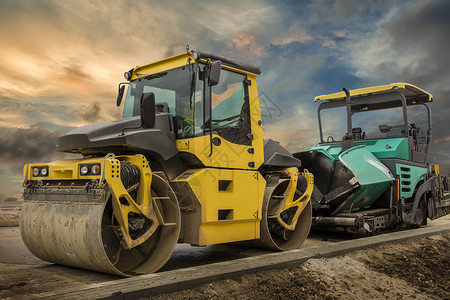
[117,84,126,107]
[141,92,156,128]
[208,60,221,86]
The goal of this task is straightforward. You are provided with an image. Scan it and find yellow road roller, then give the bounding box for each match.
[20,51,313,276]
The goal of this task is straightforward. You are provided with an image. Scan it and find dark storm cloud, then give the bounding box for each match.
[387,0,450,87]
[0,124,60,164]
[73,102,102,123]
[63,63,93,80]
[385,0,450,172]
[347,0,450,173]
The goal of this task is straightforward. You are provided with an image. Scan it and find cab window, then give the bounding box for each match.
[211,69,251,145]
[122,65,202,139]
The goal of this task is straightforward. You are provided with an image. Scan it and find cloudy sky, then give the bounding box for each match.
[0,0,449,200]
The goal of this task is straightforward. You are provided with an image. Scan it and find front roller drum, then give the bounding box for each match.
[19,174,181,276]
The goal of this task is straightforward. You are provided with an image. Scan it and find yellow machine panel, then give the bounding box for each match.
[314,82,433,102]
[247,74,265,168]
[173,168,266,246]
[432,164,440,175]
[131,52,261,81]
[176,134,263,170]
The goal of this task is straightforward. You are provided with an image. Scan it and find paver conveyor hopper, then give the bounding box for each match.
[20,51,313,276]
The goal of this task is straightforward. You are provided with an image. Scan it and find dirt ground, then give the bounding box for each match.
[151,232,450,300]
[1,204,448,299]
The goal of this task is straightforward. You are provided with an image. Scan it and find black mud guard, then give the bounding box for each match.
[405,177,433,225]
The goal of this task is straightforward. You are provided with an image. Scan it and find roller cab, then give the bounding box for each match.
[20,50,313,276]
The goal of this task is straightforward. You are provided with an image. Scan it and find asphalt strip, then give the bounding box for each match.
[30,224,450,300]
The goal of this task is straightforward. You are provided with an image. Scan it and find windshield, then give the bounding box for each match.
[320,107,406,142]
[122,63,251,144]
[320,104,429,143]
[123,64,202,139]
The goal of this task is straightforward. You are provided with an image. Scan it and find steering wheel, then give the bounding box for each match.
[182,123,193,136]
[211,114,241,127]
[176,117,194,136]
[327,136,335,142]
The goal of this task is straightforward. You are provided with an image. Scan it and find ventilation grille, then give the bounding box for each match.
[399,166,411,193]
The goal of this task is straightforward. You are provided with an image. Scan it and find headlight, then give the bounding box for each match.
[124,71,132,81]
[91,164,101,175]
[32,166,49,177]
[80,164,101,176]
[192,51,199,60]
[80,166,89,175]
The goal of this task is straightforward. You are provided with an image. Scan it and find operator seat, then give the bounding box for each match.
[386,125,406,138]
[352,127,366,140]
[156,102,170,113]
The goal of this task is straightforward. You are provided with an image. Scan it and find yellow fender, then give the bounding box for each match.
[274,168,314,230]
[103,154,160,249]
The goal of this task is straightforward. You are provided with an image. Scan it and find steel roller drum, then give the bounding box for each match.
[19,174,181,276]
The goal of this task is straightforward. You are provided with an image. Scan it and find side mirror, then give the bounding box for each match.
[208,60,221,86]
[117,84,126,107]
[140,92,156,128]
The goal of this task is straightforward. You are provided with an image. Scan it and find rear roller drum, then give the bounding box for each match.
[260,185,312,251]
[259,179,312,250]
[245,174,313,251]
